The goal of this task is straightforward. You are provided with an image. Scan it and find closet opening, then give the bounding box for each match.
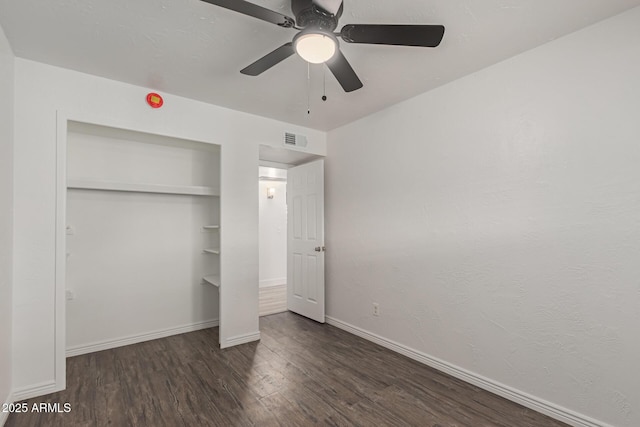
[64,121,221,358]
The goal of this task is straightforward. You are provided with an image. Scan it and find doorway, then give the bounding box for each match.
[258,166,288,316]
[257,144,326,323]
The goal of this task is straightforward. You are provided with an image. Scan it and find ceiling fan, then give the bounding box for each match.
[200,0,445,92]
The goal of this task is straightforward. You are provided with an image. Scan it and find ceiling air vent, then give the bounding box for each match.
[284,132,308,148]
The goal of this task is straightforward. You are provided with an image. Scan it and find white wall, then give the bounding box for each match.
[65,127,220,352]
[12,58,325,398]
[259,167,287,288]
[0,22,14,424]
[326,7,640,427]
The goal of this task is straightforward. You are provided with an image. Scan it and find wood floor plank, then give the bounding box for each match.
[259,285,287,317]
[6,312,569,427]
[92,381,131,427]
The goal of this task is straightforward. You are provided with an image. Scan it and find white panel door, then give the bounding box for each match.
[287,159,325,323]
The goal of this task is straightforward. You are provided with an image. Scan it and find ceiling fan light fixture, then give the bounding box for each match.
[200,0,445,92]
[294,32,337,64]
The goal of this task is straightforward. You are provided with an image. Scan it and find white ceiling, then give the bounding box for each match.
[1,0,639,131]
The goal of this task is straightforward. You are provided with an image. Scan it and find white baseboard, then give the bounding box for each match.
[11,380,59,402]
[259,278,286,288]
[259,307,288,317]
[325,316,609,427]
[220,331,261,349]
[1,391,13,426]
[66,319,219,357]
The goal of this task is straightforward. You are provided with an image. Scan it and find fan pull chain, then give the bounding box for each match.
[307,62,311,115]
[322,67,327,102]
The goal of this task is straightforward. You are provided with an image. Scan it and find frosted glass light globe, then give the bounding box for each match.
[295,33,337,64]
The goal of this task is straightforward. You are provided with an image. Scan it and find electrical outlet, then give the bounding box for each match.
[373,303,379,316]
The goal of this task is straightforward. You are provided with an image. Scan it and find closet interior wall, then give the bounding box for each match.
[65,121,220,354]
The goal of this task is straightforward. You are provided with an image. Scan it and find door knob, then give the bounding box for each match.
[315,246,326,252]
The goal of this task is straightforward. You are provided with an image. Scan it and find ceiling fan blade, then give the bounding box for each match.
[200,0,295,28]
[240,43,296,76]
[326,49,363,92]
[340,24,445,47]
[312,0,342,15]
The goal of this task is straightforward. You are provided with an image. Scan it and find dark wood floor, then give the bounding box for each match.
[7,312,568,426]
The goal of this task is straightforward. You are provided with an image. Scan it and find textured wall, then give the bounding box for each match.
[326,8,640,427]
[0,22,14,419]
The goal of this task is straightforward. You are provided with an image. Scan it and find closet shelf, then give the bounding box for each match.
[202,275,220,288]
[203,249,220,255]
[67,179,219,197]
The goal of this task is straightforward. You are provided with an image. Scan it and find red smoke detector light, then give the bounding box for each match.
[146,93,164,108]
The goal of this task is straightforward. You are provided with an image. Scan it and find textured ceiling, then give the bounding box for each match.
[1,0,639,131]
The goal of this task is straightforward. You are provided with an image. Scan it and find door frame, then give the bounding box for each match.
[257,153,326,323]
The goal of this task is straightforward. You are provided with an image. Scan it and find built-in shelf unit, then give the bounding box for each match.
[202,224,220,286]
